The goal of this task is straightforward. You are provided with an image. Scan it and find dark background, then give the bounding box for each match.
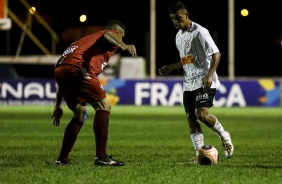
[0,0,281,78]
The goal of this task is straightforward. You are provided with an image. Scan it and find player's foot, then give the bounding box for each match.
[94,155,125,166]
[221,131,234,158]
[55,159,72,166]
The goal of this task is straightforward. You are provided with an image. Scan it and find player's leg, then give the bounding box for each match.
[183,91,204,155]
[89,98,125,166]
[195,88,234,158]
[56,103,89,164]
[81,75,124,166]
[54,64,91,164]
[90,98,111,160]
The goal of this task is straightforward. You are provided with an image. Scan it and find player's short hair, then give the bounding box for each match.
[105,20,125,31]
[168,1,187,14]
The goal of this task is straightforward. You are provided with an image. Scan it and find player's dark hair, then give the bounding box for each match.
[168,1,187,14]
[105,20,125,30]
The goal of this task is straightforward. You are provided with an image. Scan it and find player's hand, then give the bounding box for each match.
[124,45,137,57]
[51,107,63,126]
[158,65,173,76]
[202,75,212,90]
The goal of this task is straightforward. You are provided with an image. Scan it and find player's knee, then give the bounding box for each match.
[196,108,208,122]
[90,99,111,111]
[98,103,111,111]
[80,106,89,122]
[72,105,89,123]
[196,113,206,122]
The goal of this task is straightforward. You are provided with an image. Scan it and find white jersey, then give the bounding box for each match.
[175,22,220,91]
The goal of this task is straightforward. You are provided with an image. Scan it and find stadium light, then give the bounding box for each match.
[29,7,36,14]
[241,9,249,17]
[80,14,87,23]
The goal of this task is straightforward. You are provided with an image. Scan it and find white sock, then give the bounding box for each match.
[211,120,225,138]
[191,132,204,152]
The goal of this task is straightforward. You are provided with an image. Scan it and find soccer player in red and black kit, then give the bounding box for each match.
[51,20,137,166]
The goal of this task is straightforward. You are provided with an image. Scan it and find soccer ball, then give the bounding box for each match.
[196,145,219,165]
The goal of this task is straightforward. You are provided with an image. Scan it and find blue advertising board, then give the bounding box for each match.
[0,78,280,107]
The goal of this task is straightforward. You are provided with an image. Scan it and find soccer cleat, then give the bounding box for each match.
[94,155,125,166]
[221,131,234,158]
[55,159,72,166]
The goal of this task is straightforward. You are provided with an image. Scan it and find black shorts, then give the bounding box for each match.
[183,88,216,113]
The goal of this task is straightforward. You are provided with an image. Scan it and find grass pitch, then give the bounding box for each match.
[0,105,282,184]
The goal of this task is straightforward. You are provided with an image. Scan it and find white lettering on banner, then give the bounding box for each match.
[135,82,247,107]
[135,82,183,106]
[168,83,183,105]
[135,83,150,105]
[214,84,246,107]
[46,83,56,98]
[0,82,56,99]
[214,85,226,106]
[24,83,44,98]
[1,83,22,98]
[151,83,168,106]
[226,84,246,107]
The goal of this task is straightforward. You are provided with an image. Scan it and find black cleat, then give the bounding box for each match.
[55,159,72,166]
[94,155,125,166]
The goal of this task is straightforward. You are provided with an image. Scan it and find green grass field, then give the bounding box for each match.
[0,105,282,184]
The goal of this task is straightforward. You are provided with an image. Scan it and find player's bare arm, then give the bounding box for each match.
[104,31,137,57]
[202,52,221,90]
[158,61,182,76]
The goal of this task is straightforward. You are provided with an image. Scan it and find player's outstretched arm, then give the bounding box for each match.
[158,61,182,76]
[104,31,137,57]
[121,44,137,58]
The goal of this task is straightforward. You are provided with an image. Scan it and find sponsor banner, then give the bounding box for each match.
[0,79,280,107]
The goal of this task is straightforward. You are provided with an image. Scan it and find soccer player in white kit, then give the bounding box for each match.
[158,0,234,159]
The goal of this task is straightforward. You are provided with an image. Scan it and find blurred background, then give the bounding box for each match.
[0,0,281,78]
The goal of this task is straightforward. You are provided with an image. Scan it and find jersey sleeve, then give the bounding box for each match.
[196,29,219,57]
